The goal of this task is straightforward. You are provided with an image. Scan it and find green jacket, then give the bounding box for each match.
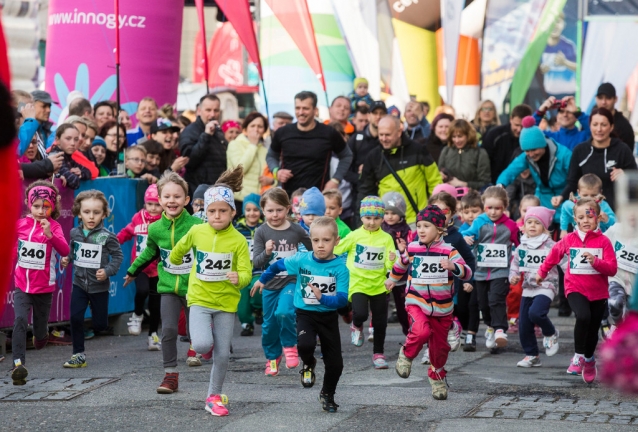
[437,146,491,191]
[127,210,203,296]
[336,217,351,239]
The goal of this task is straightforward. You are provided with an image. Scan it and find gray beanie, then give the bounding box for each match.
[193,184,210,201]
[382,191,406,218]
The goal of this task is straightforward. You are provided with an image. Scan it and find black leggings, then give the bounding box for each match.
[392,284,409,336]
[351,292,388,354]
[567,292,607,358]
[455,282,479,333]
[134,273,161,335]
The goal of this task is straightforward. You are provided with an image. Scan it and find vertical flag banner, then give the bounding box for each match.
[194,0,210,88]
[441,0,465,105]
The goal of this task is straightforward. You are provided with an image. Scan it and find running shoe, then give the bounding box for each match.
[265,356,282,376]
[372,353,389,369]
[350,324,363,347]
[368,326,374,342]
[49,329,72,345]
[421,346,431,365]
[600,321,611,340]
[205,394,229,416]
[507,318,518,334]
[566,355,584,375]
[84,329,95,340]
[32,333,49,350]
[254,309,263,325]
[395,346,412,378]
[484,327,496,349]
[186,345,202,367]
[127,313,143,336]
[156,372,179,394]
[429,377,448,400]
[63,353,86,368]
[494,329,508,348]
[582,359,597,384]
[240,323,254,337]
[543,330,559,357]
[319,391,339,413]
[148,332,161,351]
[283,346,299,369]
[11,360,28,386]
[300,358,316,388]
[463,334,476,352]
[448,320,461,352]
[517,356,542,368]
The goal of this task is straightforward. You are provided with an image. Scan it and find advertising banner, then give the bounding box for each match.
[587,0,638,16]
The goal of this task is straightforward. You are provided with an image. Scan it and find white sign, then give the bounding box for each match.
[73,242,102,269]
[477,243,508,268]
[615,241,638,274]
[569,248,602,275]
[160,247,194,275]
[518,249,548,272]
[17,240,47,270]
[300,274,337,305]
[196,251,233,282]
[354,245,385,270]
[411,256,448,285]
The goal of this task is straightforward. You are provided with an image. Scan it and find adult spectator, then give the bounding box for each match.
[420,101,430,118]
[497,116,571,223]
[94,101,116,129]
[404,100,431,142]
[555,107,637,211]
[227,112,272,202]
[438,119,491,190]
[482,104,533,184]
[19,134,64,180]
[17,90,54,158]
[150,118,188,173]
[425,113,453,163]
[324,95,354,135]
[119,109,132,130]
[99,120,127,173]
[347,101,386,178]
[271,111,293,132]
[595,82,635,151]
[127,97,158,146]
[351,106,369,132]
[533,96,590,150]
[222,120,241,143]
[358,115,442,225]
[68,97,93,119]
[267,91,353,196]
[179,94,227,196]
[472,100,500,138]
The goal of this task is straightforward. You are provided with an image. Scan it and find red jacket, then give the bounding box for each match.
[538,229,616,301]
[117,209,161,277]
[72,150,99,179]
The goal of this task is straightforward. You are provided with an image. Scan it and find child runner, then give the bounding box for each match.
[509,207,561,368]
[235,193,264,336]
[253,217,349,413]
[169,166,252,417]
[459,190,483,232]
[323,189,351,240]
[117,184,163,350]
[391,205,472,400]
[124,171,204,394]
[334,196,396,369]
[462,186,519,351]
[251,188,312,375]
[62,190,123,368]
[11,181,70,385]
[560,174,615,238]
[536,198,617,383]
[603,220,636,333]
[290,188,307,222]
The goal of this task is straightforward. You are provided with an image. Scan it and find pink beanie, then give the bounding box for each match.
[144,184,159,203]
[524,206,555,230]
[432,183,458,198]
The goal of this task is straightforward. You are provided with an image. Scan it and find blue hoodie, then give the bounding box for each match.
[533,111,591,151]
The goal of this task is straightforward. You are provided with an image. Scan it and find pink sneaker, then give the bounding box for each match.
[283,346,299,369]
[205,394,229,416]
[201,347,213,361]
[566,355,584,375]
[265,356,282,376]
[582,359,597,384]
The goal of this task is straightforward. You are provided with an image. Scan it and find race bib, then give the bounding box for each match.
[160,247,194,275]
[300,274,336,305]
[615,241,638,274]
[477,243,508,268]
[248,239,254,261]
[569,248,602,275]
[353,245,385,270]
[196,252,233,282]
[411,256,448,285]
[518,249,548,272]
[269,249,296,276]
[135,234,148,256]
[17,240,47,270]
[73,242,102,269]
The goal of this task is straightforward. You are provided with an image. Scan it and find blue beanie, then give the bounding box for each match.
[299,187,326,216]
[519,116,547,151]
[92,136,106,148]
[242,193,261,214]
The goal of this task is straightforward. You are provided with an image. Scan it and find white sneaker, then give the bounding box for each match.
[368,327,374,342]
[447,322,461,352]
[517,356,542,368]
[187,356,202,367]
[485,327,496,349]
[148,332,161,351]
[127,313,143,336]
[421,345,430,365]
[543,330,559,357]
[494,329,508,348]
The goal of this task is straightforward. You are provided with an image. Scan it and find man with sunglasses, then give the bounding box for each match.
[533,95,590,151]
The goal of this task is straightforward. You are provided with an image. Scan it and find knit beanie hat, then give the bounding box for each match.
[519,116,547,151]
[193,184,209,202]
[416,205,447,228]
[354,77,368,89]
[144,184,159,203]
[382,192,406,218]
[300,187,326,216]
[242,193,261,215]
[92,136,106,148]
[360,196,385,218]
[432,183,458,198]
[524,206,555,230]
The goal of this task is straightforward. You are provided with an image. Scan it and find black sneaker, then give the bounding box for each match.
[241,324,254,337]
[462,334,476,352]
[319,391,339,413]
[11,361,28,386]
[94,327,114,337]
[300,358,316,388]
[254,310,263,325]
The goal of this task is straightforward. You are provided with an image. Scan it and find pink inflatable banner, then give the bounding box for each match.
[44,0,184,124]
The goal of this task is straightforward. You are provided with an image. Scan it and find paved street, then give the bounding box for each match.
[1,310,637,431]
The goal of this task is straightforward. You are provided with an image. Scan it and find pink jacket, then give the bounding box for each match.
[538,229,617,301]
[117,209,161,277]
[14,215,70,294]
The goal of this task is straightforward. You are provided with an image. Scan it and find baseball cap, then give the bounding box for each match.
[150,118,180,134]
[369,101,387,113]
[31,90,56,105]
[596,83,616,98]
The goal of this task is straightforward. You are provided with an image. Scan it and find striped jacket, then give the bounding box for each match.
[390,238,472,317]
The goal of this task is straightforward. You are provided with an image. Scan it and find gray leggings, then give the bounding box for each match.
[12,289,52,364]
[190,305,235,396]
[161,294,189,370]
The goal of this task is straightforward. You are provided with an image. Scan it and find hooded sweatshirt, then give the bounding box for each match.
[117,209,162,277]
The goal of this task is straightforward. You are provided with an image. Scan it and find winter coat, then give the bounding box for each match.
[226,133,268,201]
[481,123,522,184]
[533,111,591,151]
[116,209,162,277]
[437,146,491,190]
[444,225,476,296]
[510,234,562,300]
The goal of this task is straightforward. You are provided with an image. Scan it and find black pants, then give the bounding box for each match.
[567,292,607,358]
[296,309,343,395]
[476,278,509,331]
[134,273,160,335]
[351,292,388,354]
[12,290,52,364]
[70,285,109,354]
[392,284,409,336]
[454,282,479,333]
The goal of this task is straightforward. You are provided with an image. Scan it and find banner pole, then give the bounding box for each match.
[576,0,584,106]
[115,0,124,175]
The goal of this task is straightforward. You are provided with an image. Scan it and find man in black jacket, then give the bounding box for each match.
[482,104,533,184]
[179,94,227,197]
[595,82,635,151]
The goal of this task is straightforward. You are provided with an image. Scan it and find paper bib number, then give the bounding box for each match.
[615,241,638,274]
[411,256,448,285]
[477,243,508,268]
[569,248,602,275]
[353,245,385,270]
[518,249,548,272]
[269,249,295,276]
[135,234,148,255]
[17,240,47,270]
[196,252,233,282]
[73,242,102,269]
[160,248,194,275]
[300,274,336,305]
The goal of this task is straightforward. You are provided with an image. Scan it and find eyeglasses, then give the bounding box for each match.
[127,158,145,163]
[481,107,495,112]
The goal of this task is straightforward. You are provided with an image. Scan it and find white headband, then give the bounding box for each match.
[204,186,235,211]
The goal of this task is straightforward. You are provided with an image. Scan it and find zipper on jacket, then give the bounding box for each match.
[486,222,497,280]
[24,218,38,293]
[171,217,180,295]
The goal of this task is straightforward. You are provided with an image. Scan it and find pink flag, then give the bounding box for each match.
[194,0,210,86]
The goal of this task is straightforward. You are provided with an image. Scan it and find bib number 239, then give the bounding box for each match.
[196,252,233,281]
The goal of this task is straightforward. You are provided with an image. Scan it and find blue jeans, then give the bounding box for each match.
[519,295,555,356]
[261,283,297,360]
[70,285,109,354]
